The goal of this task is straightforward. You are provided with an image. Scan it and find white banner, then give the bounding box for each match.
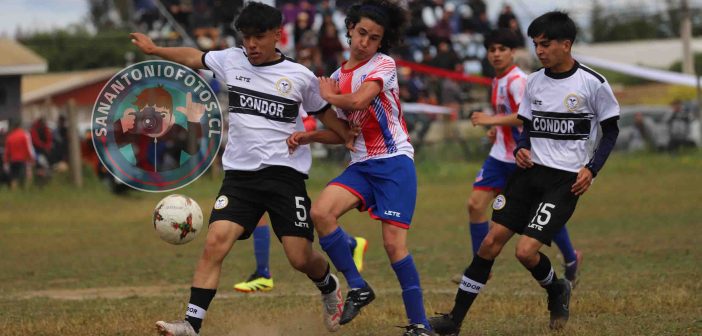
[574,54,701,87]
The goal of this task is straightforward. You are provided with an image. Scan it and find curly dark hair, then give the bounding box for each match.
[344,0,408,54]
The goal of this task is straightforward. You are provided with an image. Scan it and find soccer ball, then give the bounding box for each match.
[153,194,204,245]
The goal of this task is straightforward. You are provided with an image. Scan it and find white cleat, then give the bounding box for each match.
[155,320,198,336]
[321,274,343,332]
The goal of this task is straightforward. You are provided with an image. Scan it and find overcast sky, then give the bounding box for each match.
[1,0,701,38]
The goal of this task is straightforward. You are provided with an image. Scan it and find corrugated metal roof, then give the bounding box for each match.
[0,38,47,75]
[21,67,119,104]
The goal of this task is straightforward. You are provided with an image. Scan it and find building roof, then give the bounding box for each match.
[22,68,119,104]
[0,38,47,75]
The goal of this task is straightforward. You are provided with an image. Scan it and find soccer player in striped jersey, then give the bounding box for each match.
[431,12,620,334]
[458,29,583,287]
[287,1,433,335]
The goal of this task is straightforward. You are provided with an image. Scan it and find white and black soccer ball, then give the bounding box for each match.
[153,194,204,245]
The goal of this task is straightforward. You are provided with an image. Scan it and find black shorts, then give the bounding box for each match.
[491,164,580,245]
[9,162,27,183]
[209,166,314,241]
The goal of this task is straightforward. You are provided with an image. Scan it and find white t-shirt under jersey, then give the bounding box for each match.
[203,48,329,174]
[518,61,620,173]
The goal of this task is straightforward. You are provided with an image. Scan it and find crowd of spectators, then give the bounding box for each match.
[133,0,532,114]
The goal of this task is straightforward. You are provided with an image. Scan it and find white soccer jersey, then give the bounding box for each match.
[203,48,329,174]
[517,61,620,172]
[489,65,527,163]
[330,53,414,164]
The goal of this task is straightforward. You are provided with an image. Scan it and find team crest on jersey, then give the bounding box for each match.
[493,195,506,210]
[214,195,228,210]
[564,93,580,112]
[275,77,293,96]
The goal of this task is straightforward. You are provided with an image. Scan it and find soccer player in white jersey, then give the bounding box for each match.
[430,12,620,334]
[458,29,583,286]
[130,2,355,335]
[287,1,433,335]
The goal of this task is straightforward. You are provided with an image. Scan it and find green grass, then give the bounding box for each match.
[1,151,701,335]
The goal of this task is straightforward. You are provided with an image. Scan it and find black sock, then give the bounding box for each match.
[185,287,216,333]
[451,255,494,325]
[527,252,560,296]
[309,264,337,295]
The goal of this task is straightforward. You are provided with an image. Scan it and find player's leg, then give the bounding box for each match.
[312,166,371,293]
[156,220,246,336]
[467,189,495,254]
[233,215,274,292]
[382,222,433,334]
[515,236,571,330]
[518,166,580,330]
[280,235,343,331]
[552,226,583,287]
[430,223,514,335]
[267,178,343,332]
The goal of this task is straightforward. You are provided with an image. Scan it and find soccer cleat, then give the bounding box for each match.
[321,274,343,332]
[352,237,368,272]
[428,313,461,335]
[547,279,572,330]
[233,272,274,293]
[155,320,198,336]
[339,283,376,325]
[564,250,583,289]
[399,323,437,336]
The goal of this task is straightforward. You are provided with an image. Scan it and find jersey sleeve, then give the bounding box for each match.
[508,75,527,110]
[300,70,331,115]
[364,57,398,91]
[517,76,533,121]
[202,49,229,80]
[592,81,620,122]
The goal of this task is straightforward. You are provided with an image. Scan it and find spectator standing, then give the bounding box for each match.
[4,119,35,190]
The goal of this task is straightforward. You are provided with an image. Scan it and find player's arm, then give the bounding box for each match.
[471,112,523,127]
[286,129,342,154]
[319,77,382,111]
[316,107,358,152]
[130,33,204,69]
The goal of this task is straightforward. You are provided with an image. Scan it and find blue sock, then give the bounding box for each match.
[253,225,271,278]
[391,254,431,329]
[553,227,576,264]
[469,221,489,256]
[319,227,365,288]
[346,231,357,251]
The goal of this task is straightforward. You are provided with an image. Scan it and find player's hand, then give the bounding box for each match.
[130,32,158,55]
[471,111,492,126]
[571,167,593,196]
[318,77,340,100]
[287,131,311,154]
[177,92,206,123]
[486,127,497,143]
[345,123,361,153]
[121,108,136,132]
[515,148,533,169]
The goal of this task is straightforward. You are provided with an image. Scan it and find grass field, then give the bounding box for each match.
[1,151,701,336]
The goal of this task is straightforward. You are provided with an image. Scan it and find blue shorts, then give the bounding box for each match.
[473,156,517,192]
[329,155,416,229]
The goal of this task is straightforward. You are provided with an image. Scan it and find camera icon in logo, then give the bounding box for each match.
[129,106,164,135]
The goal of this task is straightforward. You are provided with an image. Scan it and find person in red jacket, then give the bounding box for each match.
[4,119,35,189]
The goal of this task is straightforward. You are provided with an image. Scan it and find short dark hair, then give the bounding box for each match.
[234,2,283,35]
[527,11,576,43]
[345,0,408,54]
[483,28,520,49]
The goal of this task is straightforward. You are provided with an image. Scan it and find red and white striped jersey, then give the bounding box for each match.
[489,65,527,163]
[331,53,413,164]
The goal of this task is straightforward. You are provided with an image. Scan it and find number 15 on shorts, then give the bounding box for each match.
[294,196,310,228]
[528,202,554,231]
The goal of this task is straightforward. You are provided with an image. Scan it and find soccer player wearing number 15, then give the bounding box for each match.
[430,11,620,334]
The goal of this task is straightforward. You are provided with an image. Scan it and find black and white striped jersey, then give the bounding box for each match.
[517,61,620,173]
[203,48,329,174]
